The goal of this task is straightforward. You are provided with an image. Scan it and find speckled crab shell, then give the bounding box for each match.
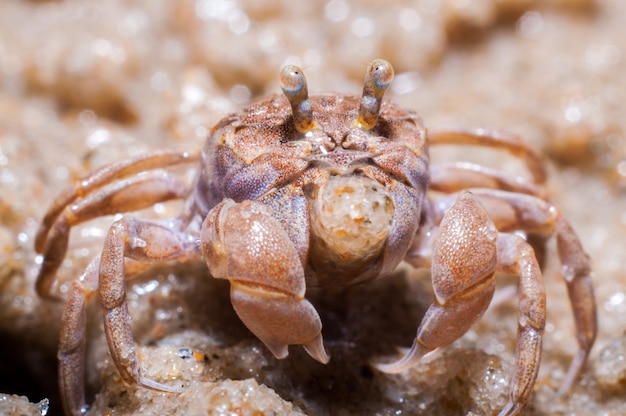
[196,90,430,286]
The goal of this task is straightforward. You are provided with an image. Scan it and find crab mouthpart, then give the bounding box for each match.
[308,175,394,284]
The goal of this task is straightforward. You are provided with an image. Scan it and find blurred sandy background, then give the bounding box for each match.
[1,0,626,415]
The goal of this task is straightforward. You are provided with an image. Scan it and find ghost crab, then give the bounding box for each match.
[35,59,596,416]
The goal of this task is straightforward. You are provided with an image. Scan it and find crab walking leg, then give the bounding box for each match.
[435,188,597,393]
[35,150,199,254]
[58,256,151,416]
[201,199,329,363]
[36,171,190,299]
[470,190,597,376]
[376,192,499,373]
[99,216,199,391]
[429,162,545,197]
[495,233,546,416]
[554,216,596,395]
[58,256,98,416]
[428,129,547,185]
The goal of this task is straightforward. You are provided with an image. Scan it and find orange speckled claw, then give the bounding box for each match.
[280,64,317,133]
[356,59,394,130]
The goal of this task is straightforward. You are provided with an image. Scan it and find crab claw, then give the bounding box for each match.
[201,199,329,364]
[374,192,498,374]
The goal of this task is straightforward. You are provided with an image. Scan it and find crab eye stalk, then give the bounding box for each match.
[356,59,394,130]
[280,64,317,133]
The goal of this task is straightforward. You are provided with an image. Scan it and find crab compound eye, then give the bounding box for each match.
[280,65,317,133]
[370,60,394,91]
[280,65,307,97]
[356,59,394,130]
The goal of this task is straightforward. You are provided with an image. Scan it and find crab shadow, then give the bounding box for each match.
[160,260,500,415]
[83,259,517,415]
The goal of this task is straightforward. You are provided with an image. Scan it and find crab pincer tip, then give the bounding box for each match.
[372,338,425,374]
[303,334,330,364]
[139,376,184,393]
